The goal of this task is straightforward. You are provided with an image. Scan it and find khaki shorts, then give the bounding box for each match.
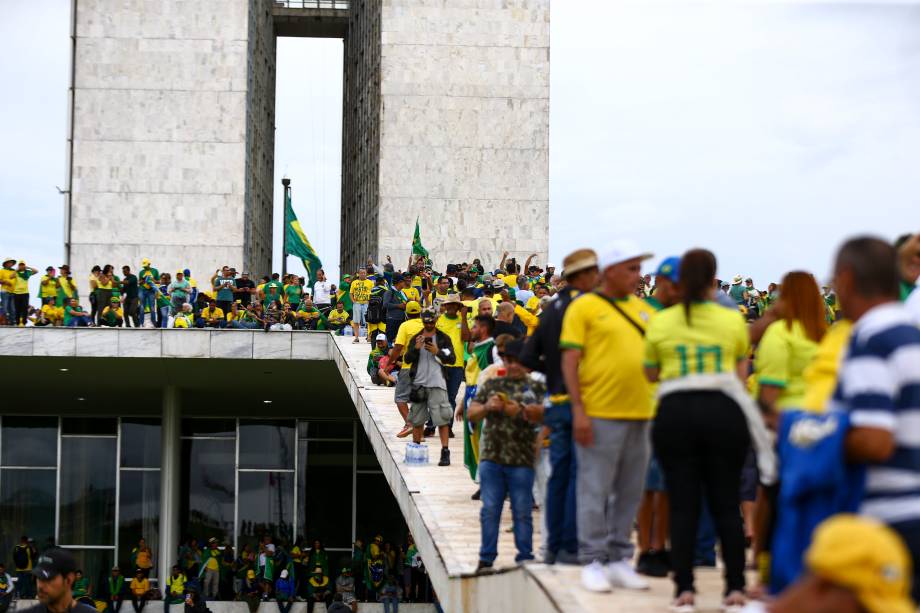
[395,368,413,403]
[408,387,452,428]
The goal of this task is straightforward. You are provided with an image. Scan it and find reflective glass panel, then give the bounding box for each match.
[60,437,117,545]
[1,416,57,466]
[355,473,407,548]
[68,549,114,600]
[180,439,235,543]
[237,472,295,550]
[239,420,295,469]
[62,417,117,436]
[181,419,235,438]
[118,471,161,576]
[298,421,353,440]
[0,468,56,567]
[356,430,380,471]
[121,419,161,468]
[301,441,352,548]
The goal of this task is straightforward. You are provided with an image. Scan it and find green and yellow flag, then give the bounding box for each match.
[284,189,323,282]
[411,217,429,258]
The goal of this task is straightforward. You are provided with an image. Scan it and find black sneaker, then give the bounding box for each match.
[471,488,481,500]
[636,550,655,576]
[640,549,670,577]
[475,560,493,574]
[438,447,450,466]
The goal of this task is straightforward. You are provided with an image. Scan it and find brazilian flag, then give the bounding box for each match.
[411,217,429,258]
[284,189,323,283]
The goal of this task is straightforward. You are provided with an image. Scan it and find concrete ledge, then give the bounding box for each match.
[0,328,330,361]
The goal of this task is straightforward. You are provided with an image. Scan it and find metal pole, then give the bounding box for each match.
[158,386,181,586]
[282,177,291,278]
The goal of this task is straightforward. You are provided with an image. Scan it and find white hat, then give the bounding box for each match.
[598,240,654,270]
[375,333,387,342]
[280,569,289,579]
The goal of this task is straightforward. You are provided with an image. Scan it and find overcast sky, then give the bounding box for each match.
[1,1,917,287]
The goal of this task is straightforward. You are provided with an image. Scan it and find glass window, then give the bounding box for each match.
[300,441,352,548]
[0,468,56,567]
[180,439,235,543]
[118,471,161,576]
[60,437,117,545]
[355,473,407,548]
[62,417,117,436]
[67,549,114,600]
[298,421,354,440]
[239,420,295,470]
[121,419,161,468]
[356,430,380,471]
[237,472,294,550]
[181,419,235,438]
[1,416,57,466]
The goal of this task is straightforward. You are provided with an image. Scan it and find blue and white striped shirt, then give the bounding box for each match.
[832,302,920,527]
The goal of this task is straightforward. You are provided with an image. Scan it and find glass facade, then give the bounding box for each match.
[0,415,405,588]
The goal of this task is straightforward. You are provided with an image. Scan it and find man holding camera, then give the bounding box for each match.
[403,309,456,466]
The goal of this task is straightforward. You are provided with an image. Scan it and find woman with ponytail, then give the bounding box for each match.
[644,248,761,612]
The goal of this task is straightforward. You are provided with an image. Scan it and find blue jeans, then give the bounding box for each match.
[0,292,13,321]
[381,596,399,613]
[544,400,578,556]
[138,288,157,326]
[479,460,535,563]
[352,302,368,326]
[67,315,92,327]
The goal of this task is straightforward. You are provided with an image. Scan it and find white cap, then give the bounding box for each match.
[280,569,289,579]
[375,333,387,342]
[547,263,556,269]
[598,240,654,270]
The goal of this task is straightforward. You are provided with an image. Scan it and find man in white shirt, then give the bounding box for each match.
[311,269,336,315]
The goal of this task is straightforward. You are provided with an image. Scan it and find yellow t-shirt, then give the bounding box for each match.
[500,274,518,288]
[13,271,31,294]
[200,306,224,320]
[40,275,58,298]
[206,555,219,571]
[0,268,15,293]
[755,319,820,411]
[395,318,425,369]
[644,302,749,381]
[130,578,149,596]
[350,279,374,304]
[436,314,465,367]
[327,309,350,325]
[525,295,540,313]
[514,304,539,336]
[560,293,655,420]
[801,320,852,413]
[41,303,63,321]
[403,287,421,304]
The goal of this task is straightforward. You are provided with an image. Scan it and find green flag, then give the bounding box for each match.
[411,217,429,258]
[284,189,323,282]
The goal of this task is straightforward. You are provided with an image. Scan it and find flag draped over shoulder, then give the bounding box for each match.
[284,189,323,282]
[411,217,429,258]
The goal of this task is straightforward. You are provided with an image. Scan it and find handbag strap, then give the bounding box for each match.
[594,291,646,337]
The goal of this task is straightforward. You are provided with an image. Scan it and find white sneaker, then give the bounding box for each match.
[581,560,613,592]
[606,559,650,590]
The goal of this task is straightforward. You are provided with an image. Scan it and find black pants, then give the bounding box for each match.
[131,596,147,613]
[13,293,29,325]
[124,297,140,327]
[653,390,750,596]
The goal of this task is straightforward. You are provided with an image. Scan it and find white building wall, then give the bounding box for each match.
[376,0,550,271]
[68,0,271,294]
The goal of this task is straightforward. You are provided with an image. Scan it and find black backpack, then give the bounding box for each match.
[366,292,384,324]
[13,545,29,569]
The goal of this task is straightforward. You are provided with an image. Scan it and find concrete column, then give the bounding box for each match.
[159,385,181,585]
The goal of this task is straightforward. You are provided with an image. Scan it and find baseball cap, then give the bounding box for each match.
[46,266,54,272]
[405,301,421,315]
[421,308,438,322]
[501,338,526,360]
[654,257,681,284]
[141,258,151,266]
[598,240,653,271]
[32,548,78,580]
[806,514,914,613]
[17,260,26,265]
[375,333,387,342]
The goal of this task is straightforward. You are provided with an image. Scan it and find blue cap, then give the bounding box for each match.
[655,257,680,283]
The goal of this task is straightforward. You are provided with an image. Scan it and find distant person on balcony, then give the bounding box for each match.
[137,259,159,327]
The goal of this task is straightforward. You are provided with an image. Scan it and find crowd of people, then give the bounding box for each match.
[2,534,434,613]
[4,231,920,613]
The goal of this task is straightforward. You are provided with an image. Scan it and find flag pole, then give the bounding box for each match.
[281,176,291,278]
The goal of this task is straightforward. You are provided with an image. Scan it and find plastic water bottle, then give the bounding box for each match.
[419,443,429,464]
[405,442,418,464]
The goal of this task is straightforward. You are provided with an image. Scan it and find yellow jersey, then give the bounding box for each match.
[0,268,15,293]
[200,306,224,320]
[349,279,374,304]
[436,313,465,367]
[644,301,749,381]
[560,293,655,420]
[40,275,58,298]
[801,320,852,412]
[394,318,425,369]
[755,319,820,411]
[327,309,350,325]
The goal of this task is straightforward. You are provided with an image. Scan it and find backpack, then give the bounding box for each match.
[13,545,29,569]
[366,292,384,324]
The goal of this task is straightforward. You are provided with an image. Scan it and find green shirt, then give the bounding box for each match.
[139,267,159,290]
[285,284,303,305]
[73,577,90,598]
[64,305,86,326]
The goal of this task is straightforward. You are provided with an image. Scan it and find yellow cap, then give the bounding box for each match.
[141,258,151,266]
[405,300,421,315]
[806,514,914,613]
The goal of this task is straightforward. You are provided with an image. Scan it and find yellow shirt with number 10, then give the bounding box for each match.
[644,301,749,382]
